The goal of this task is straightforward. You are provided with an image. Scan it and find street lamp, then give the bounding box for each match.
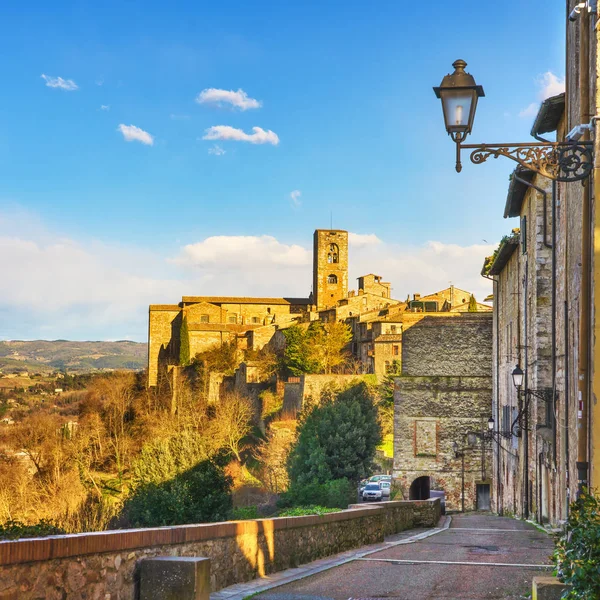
[433,59,484,145]
[433,60,593,181]
[512,364,524,389]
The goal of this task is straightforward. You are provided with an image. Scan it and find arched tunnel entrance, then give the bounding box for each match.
[409,476,431,500]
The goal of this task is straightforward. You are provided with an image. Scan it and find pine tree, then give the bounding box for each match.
[287,382,381,485]
[468,294,478,312]
[179,316,191,366]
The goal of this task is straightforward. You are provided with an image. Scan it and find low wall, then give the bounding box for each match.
[0,499,440,600]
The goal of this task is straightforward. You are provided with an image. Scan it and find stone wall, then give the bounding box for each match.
[282,374,378,417]
[148,305,182,387]
[393,314,493,512]
[401,313,493,377]
[0,500,439,600]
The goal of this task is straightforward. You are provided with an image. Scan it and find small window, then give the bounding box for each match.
[251,316,261,324]
[390,325,397,334]
[393,345,399,356]
[328,243,339,264]
[228,315,237,324]
[327,274,338,284]
[200,314,209,323]
[384,361,391,373]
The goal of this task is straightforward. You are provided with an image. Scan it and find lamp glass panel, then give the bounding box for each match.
[442,89,474,133]
[512,369,524,388]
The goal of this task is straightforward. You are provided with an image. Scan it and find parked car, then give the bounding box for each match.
[359,479,369,494]
[430,490,446,515]
[379,481,391,498]
[362,483,383,502]
[369,474,392,483]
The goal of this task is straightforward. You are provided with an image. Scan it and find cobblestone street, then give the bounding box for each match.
[247,514,554,600]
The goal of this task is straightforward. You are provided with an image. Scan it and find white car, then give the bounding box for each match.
[362,483,383,502]
[379,481,391,498]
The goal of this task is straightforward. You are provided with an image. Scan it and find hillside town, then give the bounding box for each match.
[1,2,600,599]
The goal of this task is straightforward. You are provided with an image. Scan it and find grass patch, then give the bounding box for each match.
[278,506,342,517]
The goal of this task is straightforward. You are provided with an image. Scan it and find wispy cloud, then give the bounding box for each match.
[196,88,262,110]
[117,124,154,146]
[208,144,226,156]
[290,190,302,209]
[95,78,104,86]
[41,74,78,91]
[519,71,565,118]
[100,105,110,111]
[348,233,382,247]
[203,125,279,145]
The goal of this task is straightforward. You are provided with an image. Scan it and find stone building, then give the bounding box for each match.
[485,1,600,525]
[393,313,493,512]
[486,167,555,523]
[148,228,490,385]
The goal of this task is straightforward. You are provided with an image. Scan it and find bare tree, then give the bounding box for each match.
[211,393,254,461]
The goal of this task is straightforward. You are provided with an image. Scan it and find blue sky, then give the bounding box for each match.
[0,1,565,341]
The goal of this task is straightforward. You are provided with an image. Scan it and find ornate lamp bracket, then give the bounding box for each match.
[454,139,593,182]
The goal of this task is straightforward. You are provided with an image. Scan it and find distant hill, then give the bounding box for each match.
[0,340,147,373]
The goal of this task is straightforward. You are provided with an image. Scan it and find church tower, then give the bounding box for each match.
[313,229,348,309]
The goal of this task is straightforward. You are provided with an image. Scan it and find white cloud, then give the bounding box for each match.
[537,71,565,100]
[208,144,226,156]
[290,190,302,208]
[202,125,279,145]
[0,208,193,341]
[172,235,310,268]
[41,74,78,91]
[117,124,154,146]
[518,103,538,119]
[100,105,110,111]
[196,88,261,110]
[519,71,565,119]
[348,233,382,247]
[0,209,493,341]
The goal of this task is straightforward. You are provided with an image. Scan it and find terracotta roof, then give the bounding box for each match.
[182,296,310,305]
[149,304,181,311]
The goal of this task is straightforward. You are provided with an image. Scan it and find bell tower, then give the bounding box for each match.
[313,229,348,309]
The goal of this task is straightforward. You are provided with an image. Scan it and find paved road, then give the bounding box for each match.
[254,514,554,600]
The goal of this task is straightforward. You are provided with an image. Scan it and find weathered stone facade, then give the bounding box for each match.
[393,314,493,512]
[148,230,492,385]
[0,500,440,600]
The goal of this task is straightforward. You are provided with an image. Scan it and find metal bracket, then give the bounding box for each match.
[454,141,593,182]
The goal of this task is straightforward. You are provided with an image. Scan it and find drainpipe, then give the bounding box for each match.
[592,16,600,491]
[577,5,591,496]
[482,272,501,513]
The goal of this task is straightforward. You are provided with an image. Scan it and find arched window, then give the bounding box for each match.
[328,243,339,264]
[327,274,338,284]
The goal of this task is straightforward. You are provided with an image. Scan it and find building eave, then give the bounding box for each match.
[504,168,535,218]
[530,92,565,137]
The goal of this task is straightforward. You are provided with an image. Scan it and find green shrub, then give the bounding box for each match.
[278,506,341,517]
[0,519,65,540]
[231,505,260,521]
[553,490,600,599]
[123,458,233,527]
[277,478,355,509]
[288,382,381,486]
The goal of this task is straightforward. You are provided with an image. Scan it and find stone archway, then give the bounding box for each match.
[409,476,431,500]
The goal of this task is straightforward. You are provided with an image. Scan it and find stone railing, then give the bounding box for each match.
[0,499,440,599]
